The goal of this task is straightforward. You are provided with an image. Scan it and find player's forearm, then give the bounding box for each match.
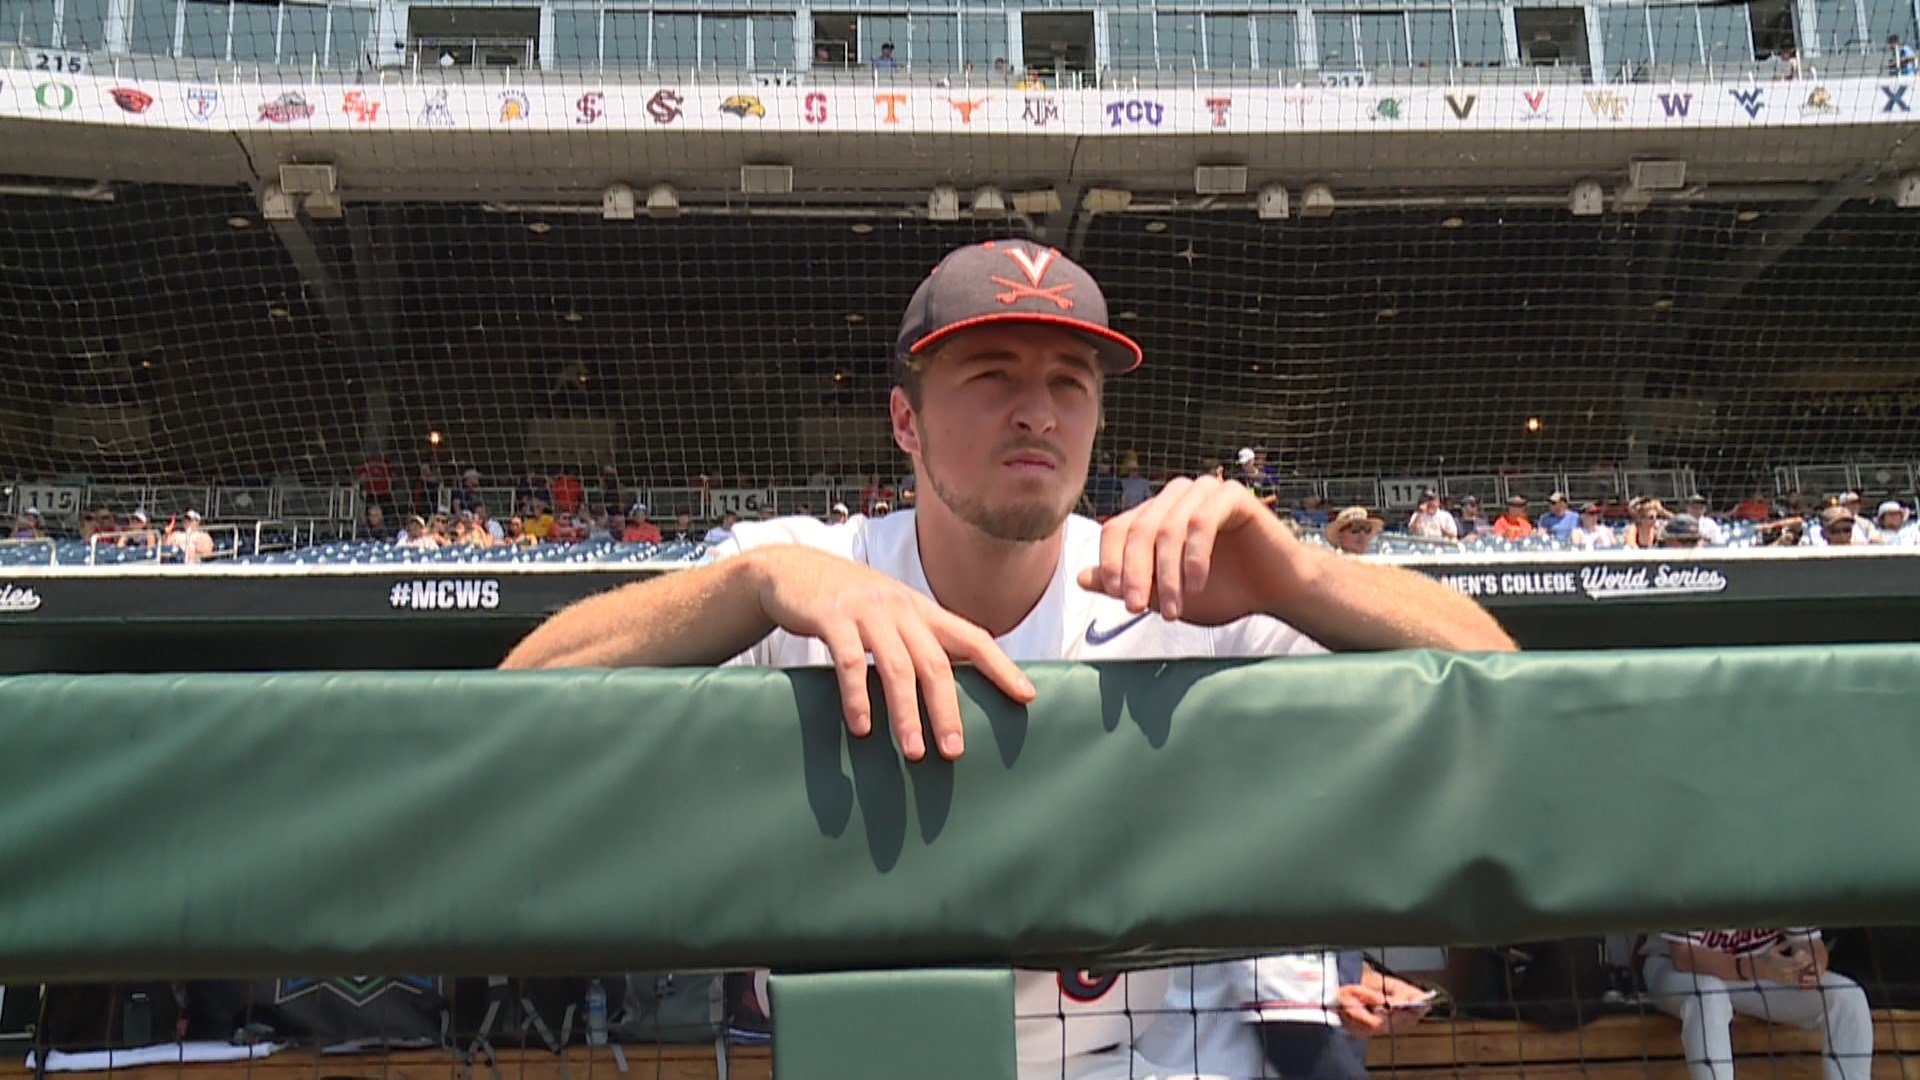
[1668,942,1744,981]
[499,553,773,669]
[1270,546,1516,653]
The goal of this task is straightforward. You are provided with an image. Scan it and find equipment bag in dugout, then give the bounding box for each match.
[196,978,454,1051]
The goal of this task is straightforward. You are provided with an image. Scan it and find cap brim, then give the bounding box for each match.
[910,313,1143,374]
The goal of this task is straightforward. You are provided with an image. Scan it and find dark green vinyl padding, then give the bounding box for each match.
[0,647,1916,981]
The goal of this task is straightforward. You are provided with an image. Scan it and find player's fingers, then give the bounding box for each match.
[898,615,964,760]
[927,606,1036,705]
[818,621,874,738]
[1180,480,1248,602]
[1121,480,1184,613]
[1092,501,1145,597]
[861,615,926,761]
[1154,477,1222,620]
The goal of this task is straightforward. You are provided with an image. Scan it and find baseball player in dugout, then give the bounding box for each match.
[502,239,1517,1079]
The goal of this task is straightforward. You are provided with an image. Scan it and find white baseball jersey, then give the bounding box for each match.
[1136,952,1349,1079]
[712,509,1326,1079]
[1644,928,1819,958]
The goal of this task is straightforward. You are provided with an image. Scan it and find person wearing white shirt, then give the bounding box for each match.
[501,239,1514,1080]
[702,511,739,545]
[1568,503,1618,548]
[1406,489,1458,541]
[1872,501,1918,546]
[1681,495,1725,545]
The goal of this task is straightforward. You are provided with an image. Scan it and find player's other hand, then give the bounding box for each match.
[748,545,1034,762]
[1075,474,1303,625]
[1336,984,1390,1038]
[1753,947,1807,986]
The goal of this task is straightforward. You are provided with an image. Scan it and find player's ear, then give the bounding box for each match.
[890,385,921,456]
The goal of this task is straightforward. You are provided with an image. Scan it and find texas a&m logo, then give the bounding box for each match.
[991,244,1074,311]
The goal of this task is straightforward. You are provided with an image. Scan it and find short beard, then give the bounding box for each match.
[918,428,1074,544]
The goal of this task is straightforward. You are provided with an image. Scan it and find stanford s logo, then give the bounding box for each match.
[1059,971,1119,1003]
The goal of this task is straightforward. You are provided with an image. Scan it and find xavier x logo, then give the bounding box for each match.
[991,247,1074,310]
[1884,84,1912,112]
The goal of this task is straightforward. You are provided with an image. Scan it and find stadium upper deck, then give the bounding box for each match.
[4,0,1917,86]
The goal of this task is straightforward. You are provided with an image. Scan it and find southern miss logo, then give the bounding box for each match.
[991,245,1074,311]
[719,94,766,118]
[110,87,153,114]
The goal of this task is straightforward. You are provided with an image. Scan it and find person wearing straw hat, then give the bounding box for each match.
[1325,506,1385,555]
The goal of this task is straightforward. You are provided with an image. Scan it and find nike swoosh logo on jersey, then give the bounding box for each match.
[1084,611,1151,646]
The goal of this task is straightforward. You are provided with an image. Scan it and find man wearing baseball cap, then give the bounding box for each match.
[504,239,1512,1078]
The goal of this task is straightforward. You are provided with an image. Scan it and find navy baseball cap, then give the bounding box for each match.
[896,240,1143,374]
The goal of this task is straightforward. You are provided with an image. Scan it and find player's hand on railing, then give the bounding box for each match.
[749,545,1035,762]
[1076,474,1301,626]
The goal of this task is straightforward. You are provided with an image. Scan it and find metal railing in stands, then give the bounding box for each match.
[86,530,162,565]
[0,538,55,566]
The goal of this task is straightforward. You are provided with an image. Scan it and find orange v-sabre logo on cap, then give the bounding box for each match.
[992,247,1074,310]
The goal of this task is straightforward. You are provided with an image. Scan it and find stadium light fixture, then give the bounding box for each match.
[646,184,681,220]
[1084,188,1132,213]
[1569,179,1606,217]
[1300,184,1335,218]
[971,186,1007,219]
[1194,166,1248,196]
[1899,172,1920,209]
[277,163,336,196]
[1012,189,1062,215]
[741,165,795,196]
[602,182,636,222]
[1257,184,1289,221]
[259,182,298,223]
[1629,159,1688,192]
[303,191,343,220]
[929,185,961,222]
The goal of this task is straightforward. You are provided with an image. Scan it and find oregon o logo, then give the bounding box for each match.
[1058,970,1118,1003]
[35,82,75,110]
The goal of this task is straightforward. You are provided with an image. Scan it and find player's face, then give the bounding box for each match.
[895,324,1102,543]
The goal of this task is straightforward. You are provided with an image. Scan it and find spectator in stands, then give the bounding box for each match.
[410,462,442,516]
[1624,499,1669,548]
[703,511,739,545]
[1536,492,1578,541]
[117,509,157,550]
[79,507,115,543]
[1454,496,1491,538]
[1839,493,1877,542]
[166,510,216,563]
[10,508,45,540]
[1325,507,1383,555]
[1015,67,1045,89]
[472,504,505,543]
[354,452,395,509]
[1642,928,1871,1080]
[1814,506,1862,547]
[549,468,585,515]
[829,502,850,525]
[623,504,663,544]
[1891,34,1917,75]
[1083,455,1123,518]
[1119,452,1153,511]
[1774,46,1801,80]
[669,511,698,542]
[517,471,548,513]
[549,509,589,545]
[503,515,537,548]
[362,504,395,542]
[1407,489,1459,541]
[522,497,556,540]
[1732,489,1773,523]
[1873,501,1916,545]
[1657,514,1705,549]
[1236,449,1279,508]
[874,41,898,70]
[1569,502,1618,549]
[398,514,439,550]
[453,510,494,549]
[1491,497,1535,541]
[1683,495,1726,545]
[599,465,624,513]
[427,512,454,546]
[1769,521,1805,547]
[1201,459,1227,481]
[450,469,484,514]
[871,500,893,518]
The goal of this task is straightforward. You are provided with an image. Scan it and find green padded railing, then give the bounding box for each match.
[0,646,1916,981]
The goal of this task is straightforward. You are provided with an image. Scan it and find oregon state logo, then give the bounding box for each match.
[110,87,153,113]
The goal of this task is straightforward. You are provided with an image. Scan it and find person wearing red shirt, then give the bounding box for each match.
[354,453,394,507]
[622,503,663,544]
[549,470,584,514]
[1731,490,1773,523]
[1491,496,1535,541]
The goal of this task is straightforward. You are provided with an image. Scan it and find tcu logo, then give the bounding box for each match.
[1105,99,1163,127]
[804,91,827,124]
[1058,971,1118,1003]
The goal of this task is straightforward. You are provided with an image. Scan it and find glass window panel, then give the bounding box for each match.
[1600,6,1651,71]
[1864,0,1917,48]
[1,0,58,45]
[130,0,175,51]
[959,13,1005,68]
[1316,12,1359,65]
[181,0,227,58]
[554,7,596,67]
[1254,11,1296,66]
[1698,3,1749,61]
[859,13,906,65]
[280,2,322,64]
[61,0,110,50]
[752,14,791,67]
[652,12,697,65]
[1408,9,1453,63]
[701,13,748,67]
[1455,6,1504,62]
[1817,0,1862,49]
[910,11,956,69]
[1109,11,1154,66]
[603,10,645,65]
[1206,12,1252,67]
[1649,4,1700,62]
[327,4,370,66]
[1159,10,1202,68]
[1357,11,1406,65]
[230,0,276,62]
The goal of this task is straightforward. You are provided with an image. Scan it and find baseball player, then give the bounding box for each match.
[503,240,1515,1079]
[1642,929,1872,1080]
